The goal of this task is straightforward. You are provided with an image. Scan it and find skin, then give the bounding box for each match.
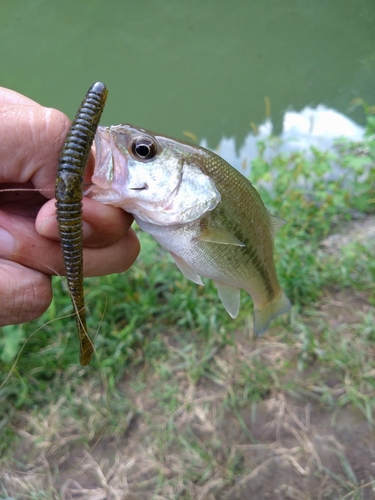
[0,87,140,326]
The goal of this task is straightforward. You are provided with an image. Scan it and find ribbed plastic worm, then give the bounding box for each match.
[55,82,108,366]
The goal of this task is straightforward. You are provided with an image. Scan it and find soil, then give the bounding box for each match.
[56,286,375,499]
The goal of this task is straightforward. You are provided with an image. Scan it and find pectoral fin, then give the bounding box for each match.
[196,227,245,247]
[215,282,241,318]
[171,253,204,286]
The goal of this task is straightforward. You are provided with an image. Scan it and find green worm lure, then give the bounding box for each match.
[55,82,108,366]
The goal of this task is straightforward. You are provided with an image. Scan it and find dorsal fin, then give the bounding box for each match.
[268,212,286,239]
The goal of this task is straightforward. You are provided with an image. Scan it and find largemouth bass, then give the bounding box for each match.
[89,124,291,335]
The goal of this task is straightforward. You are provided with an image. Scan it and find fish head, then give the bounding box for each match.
[89,124,220,225]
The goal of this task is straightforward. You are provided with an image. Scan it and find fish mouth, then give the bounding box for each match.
[89,123,221,225]
[87,126,130,204]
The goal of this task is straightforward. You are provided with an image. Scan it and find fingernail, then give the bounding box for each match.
[0,228,16,257]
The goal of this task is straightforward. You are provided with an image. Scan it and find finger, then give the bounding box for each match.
[83,227,140,276]
[0,87,96,195]
[0,260,52,326]
[0,86,41,106]
[36,197,134,248]
[0,210,140,277]
[0,98,69,192]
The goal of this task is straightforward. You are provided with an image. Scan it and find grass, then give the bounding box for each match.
[0,118,374,498]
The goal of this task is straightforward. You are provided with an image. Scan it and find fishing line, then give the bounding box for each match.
[0,184,93,194]
[0,310,78,392]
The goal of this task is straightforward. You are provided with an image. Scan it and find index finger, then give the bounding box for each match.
[0,86,71,193]
[0,86,41,106]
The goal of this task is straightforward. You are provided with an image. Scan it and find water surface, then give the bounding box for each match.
[1,0,374,146]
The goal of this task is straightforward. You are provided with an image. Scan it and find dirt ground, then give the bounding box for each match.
[45,289,375,498]
[51,286,375,500]
[67,216,375,499]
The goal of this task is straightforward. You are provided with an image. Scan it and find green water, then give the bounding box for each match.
[1,0,374,146]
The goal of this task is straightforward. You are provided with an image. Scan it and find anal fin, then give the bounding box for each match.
[215,282,241,318]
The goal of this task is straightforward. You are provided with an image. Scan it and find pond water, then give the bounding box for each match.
[1,0,374,147]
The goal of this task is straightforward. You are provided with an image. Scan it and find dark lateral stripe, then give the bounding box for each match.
[242,241,275,298]
[218,206,276,299]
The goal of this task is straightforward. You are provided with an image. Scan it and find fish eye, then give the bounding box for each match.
[131,136,157,160]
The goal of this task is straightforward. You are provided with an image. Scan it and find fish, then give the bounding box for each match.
[89,124,291,335]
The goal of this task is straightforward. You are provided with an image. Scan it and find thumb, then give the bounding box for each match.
[0,261,52,326]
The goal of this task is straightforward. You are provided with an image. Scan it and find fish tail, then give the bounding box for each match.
[253,290,291,336]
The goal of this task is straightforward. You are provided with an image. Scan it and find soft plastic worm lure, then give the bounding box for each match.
[55,82,108,365]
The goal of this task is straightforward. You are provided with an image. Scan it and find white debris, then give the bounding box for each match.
[202,106,365,179]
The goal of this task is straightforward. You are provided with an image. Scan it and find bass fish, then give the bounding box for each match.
[89,125,291,335]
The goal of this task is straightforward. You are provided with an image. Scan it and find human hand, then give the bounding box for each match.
[0,87,140,326]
